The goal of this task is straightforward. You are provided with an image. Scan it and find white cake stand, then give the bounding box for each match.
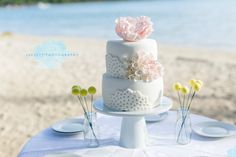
[93,96,173,148]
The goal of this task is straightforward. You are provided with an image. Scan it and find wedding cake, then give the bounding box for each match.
[102,16,164,111]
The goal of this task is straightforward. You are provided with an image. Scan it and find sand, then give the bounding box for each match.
[0,34,235,156]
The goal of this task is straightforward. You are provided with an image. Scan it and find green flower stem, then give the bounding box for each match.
[84,112,99,144]
[186,87,192,109]
[83,97,89,113]
[177,92,196,142]
[183,95,186,109]
[177,110,188,142]
[74,90,98,144]
[177,91,184,132]
[78,96,98,143]
[182,94,186,117]
[91,95,93,113]
[187,91,196,110]
[177,94,187,142]
[77,97,96,138]
[77,96,87,116]
[177,91,182,110]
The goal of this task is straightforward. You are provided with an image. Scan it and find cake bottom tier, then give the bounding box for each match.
[102,74,163,111]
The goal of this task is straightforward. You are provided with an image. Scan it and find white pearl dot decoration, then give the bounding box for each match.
[106,88,155,111]
[106,54,125,78]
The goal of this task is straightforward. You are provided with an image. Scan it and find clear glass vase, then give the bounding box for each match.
[83,112,99,148]
[175,109,192,145]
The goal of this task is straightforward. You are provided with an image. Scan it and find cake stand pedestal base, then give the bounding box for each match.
[120,116,147,148]
[93,96,172,148]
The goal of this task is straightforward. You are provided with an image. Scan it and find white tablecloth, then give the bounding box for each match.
[19,111,236,157]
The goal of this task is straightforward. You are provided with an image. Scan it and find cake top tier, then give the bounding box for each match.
[115,16,153,42]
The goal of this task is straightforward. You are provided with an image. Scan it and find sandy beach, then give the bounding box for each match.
[0,34,236,156]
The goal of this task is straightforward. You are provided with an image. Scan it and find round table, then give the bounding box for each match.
[19,111,236,157]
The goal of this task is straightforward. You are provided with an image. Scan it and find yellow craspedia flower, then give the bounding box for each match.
[88,86,96,95]
[189,79,196,87]
[193,83,201,92]
[71,85,81,96]
[195,80,203,87]
[181,86,190,95]
[173,82,182,91]
[80,89,88,97]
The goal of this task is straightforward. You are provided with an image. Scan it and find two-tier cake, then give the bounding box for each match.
[102,16,164,111]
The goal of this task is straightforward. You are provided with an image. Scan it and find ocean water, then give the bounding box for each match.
[0,0,236,50]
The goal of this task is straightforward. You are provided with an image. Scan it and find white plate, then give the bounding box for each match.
[93,96,172,117]
[145,112,168,122]
[51,118,83,134]
[192,121,236,138]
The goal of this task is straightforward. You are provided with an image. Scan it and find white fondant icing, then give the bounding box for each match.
[106,39,158,61]
[102,74,163,111]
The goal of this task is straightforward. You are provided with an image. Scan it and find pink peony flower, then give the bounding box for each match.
[115,16,153,41]
[126,52,163,82]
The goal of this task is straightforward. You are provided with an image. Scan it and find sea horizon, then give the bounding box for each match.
[0,0,236,50]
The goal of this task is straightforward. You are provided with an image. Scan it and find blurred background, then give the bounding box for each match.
[0,0,235,156]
